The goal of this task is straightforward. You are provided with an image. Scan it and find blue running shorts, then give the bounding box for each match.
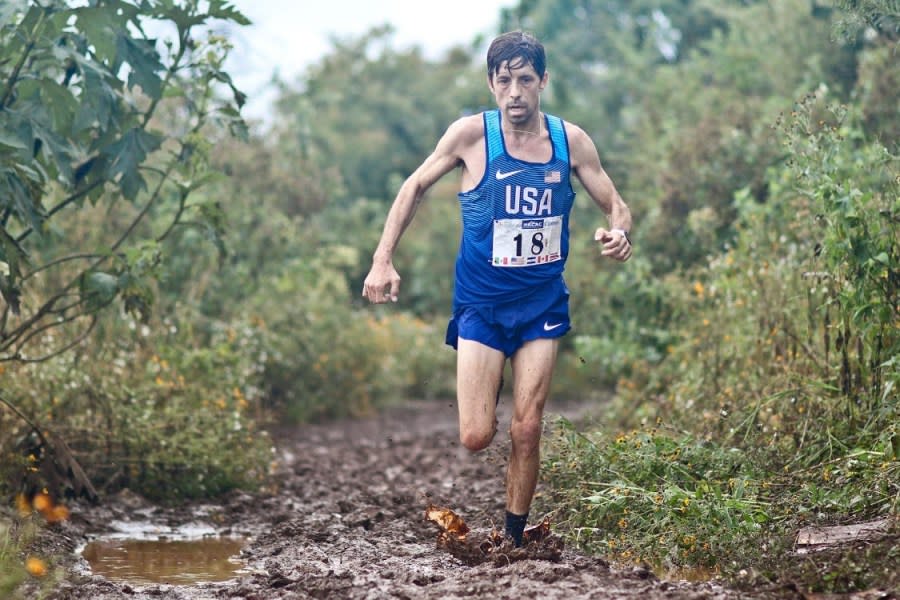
[445,279,571,357]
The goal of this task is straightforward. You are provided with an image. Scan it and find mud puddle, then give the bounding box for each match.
[81,536,248,585]
[46,400,791,599]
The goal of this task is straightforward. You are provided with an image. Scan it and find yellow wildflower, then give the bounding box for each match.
[25,557,47,577]
[32,493,51,513]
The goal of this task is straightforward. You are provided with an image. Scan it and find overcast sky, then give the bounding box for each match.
[222,1,515,120]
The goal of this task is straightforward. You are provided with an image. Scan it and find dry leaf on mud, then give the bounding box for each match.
[425,503,470,540]
[522,516,552,545]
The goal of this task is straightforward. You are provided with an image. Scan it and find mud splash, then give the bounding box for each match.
[424,503,564,566]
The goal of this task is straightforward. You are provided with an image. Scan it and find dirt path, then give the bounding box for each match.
[46,400,793,599]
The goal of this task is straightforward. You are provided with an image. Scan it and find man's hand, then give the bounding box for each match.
[595,228,632,262]
[362,261,401,304]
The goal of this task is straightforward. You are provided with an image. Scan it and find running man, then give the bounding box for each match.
[362,30,632,546]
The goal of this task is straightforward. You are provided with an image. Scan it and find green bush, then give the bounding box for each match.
[0,310,273,502]
[561,250,678,395]
[614,90,898,464]
[542,86,899,591]
[249,246,455,422]
[540,417,767,571]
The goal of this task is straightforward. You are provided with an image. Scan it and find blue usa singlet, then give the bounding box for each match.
[452,109,576,311]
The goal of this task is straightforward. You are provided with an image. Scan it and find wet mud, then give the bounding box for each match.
[42,400,796,599]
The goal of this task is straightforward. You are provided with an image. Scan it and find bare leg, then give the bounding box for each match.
[506,337,559,515]
[456,337,506,451]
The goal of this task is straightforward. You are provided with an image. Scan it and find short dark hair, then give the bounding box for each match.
[486,31,546,80]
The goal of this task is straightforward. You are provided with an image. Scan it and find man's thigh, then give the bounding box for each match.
[510,337,560,419]
[456,337,505,435]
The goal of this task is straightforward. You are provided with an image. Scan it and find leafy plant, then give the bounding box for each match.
[540,417,768,571]
[0,0,250,498]
[0,308,274,502]
[549,76,898,593]
[0,0,248,359]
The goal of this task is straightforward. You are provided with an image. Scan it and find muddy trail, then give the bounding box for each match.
[42,400,797,600]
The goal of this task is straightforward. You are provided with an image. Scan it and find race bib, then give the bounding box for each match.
[492,217,562,267]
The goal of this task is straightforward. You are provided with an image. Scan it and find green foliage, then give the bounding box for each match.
[245,246,455,422]
[0,0,259,504]
[552,76,899,591]
[540,417,767,571]
[618,0,844,272]
[833,0,900,41]
[0,0,248,361]
[0,310,273,502]
[0,500,64,599]
[561,227,677,392]
[619,88,898,469]
[0,519,27,598]
[270,25,489,206]
[776,94,898,398]
[855,44,900,147]
[541,414,899,588]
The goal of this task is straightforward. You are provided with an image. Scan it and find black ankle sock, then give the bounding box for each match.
[505,510,529,547]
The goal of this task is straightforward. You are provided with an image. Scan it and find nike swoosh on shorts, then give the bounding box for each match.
[543,322,564,331]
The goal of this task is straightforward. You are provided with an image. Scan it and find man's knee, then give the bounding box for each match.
[460,422,496,452]
[509,414,542,452]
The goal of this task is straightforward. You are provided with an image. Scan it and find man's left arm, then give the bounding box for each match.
[568,125,633,261]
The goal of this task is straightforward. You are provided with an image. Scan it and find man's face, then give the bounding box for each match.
[488,59,547,124]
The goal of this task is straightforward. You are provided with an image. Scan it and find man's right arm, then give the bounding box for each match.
[362,116,477,304]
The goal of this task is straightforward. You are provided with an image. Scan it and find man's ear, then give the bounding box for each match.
[540,71,549,91]
[487,74,495,92]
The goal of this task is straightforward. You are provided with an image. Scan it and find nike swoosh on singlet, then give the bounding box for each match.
[496,169,525,180]
[543,322,564,331]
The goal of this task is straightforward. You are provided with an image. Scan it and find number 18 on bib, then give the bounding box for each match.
[492,217,562,267]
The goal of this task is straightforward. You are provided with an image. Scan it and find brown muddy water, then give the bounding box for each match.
[81,536,248,585]
[75,515,250,585]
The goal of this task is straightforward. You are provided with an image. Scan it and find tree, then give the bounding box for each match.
[0,0,248,364]
[270,25,489,206]
[0,0,249,497]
